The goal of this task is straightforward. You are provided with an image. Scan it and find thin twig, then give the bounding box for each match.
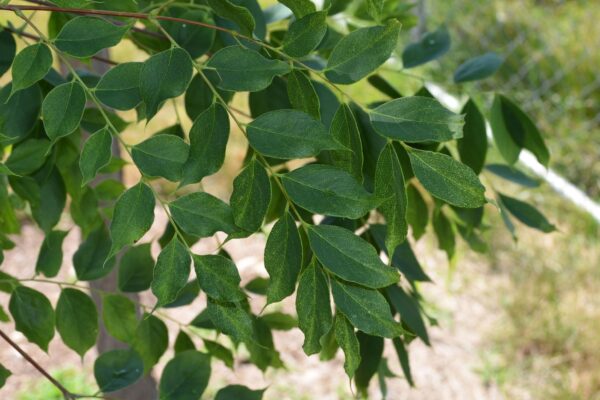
[0,329,76,400]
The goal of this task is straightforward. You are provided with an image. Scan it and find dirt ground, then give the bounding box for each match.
[0,207,507,400]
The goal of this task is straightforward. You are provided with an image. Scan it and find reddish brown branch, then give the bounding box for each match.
[0,329,75,400]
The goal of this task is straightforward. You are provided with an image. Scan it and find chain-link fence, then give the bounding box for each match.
[414,0,599,199]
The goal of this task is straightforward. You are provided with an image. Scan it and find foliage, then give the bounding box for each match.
[0,0,554,398]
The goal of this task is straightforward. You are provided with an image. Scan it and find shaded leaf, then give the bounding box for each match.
[9,287,55,351]
[118,244,154,293]
[230,159,271,232]
[454,52,503,83]
[152,237,191,307]
[95,62,143,110]
[499,194,555,233]
[131,134,189,182]
[35,230,68,278]
[193,254,245,302]
[94,349,143,393]
[80,127,112,186]
[159,351,211,400]
[335,313,361,379]
[402,25,450,68]
[457,99,487,174]
[42,81,86,142]
[55,288,98,357]
[170,192,237,238]
[10,43,53,95]
[283,11,327,57]
[55,16,128,57]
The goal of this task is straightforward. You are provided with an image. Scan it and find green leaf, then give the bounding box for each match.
[35,230,68,278]
[159,350,211,400]
[287,70,320,120]
[408,148,486,208]
[320,104,364,182]
[73,226,116,281]
[370,97,464,142]
[140,48,193,120]
[279,0,315,16]
[386,286,429,344]
[354,332,383,395]
[118,244,154,292]
[207,298,256,344]
[204,339,234,368]
[0,362,10,389]
[264,211,302,304]
[95,62,143,110]
[161,8,215,59]
[108,182,155,260]
[283,11,327,57]
[170,192,237,238]
[307,224,399,288]
[174,330,195,354]
[55,288,98,357]
[184,71,233,121]
[207,46,291,92]
[55,16,128,58]
[375,143,408,255]
[486,164,540,188]
[402,25,450,68]
[215,385,265,400]
[10,43,53,95]
[457,99,487,174]
[393,337,414,386]
[102,294,138,343]
[132,314,169,372]
[5,138,51,175]
[325,20,401,84]
[94,349,143,393]
[31,167,66,233]
[163,281,200,309]
[454,52,503,83]
[499,193,555,233]
[194,254,245,303]
[208,0,255,36]
[152,237,191,307]
[9,286,55,351]
[230,159,271,232]
[262,312,297,331]
[331,279,402,338]
[0,28,16,78]
[80,127,112,186]
[433,207,455,259]
[181,103,230,186]
[406,184,428,240]
[0,84,42,145]
[282,164,378,218]
[132,135,189,182]
[42,81,86,142]
[247,110,343,159]
[295,259,332,355]
[334,313,361,379]
[490,94,549,166]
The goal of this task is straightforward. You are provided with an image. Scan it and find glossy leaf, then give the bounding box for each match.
[375,143,408,255]
[321,104,363,182]
[55,288,98,357]
[230,159,271,232]
[247,110,343,159]
[193,254,245,302]
[10,43,53,95]
[55,16,128,57]
[326,20,401,84]
[334,313,361,379]
[94,349,143,393]
[140,48,193,120]
[454,52,503,83]
[159,351,211,400]
[35,230,68,278]
[408,148,486,208]
[95,62,143,110]
[207,46,291,92]
[118,244,154,293]
[80,128,112,186]
[152,237,191,307]
[287,70,320,120]
[73,226,115,281]
[402,25,451,68]
[42,81,86,142]
[9,286,55,351]
[0,84,42,144]
[264,212,302,304]
[132,134,189,181]
[208,0,255,36]
[499,194,555,233]
[132,314,169,372]
[215,385,265,400]
[170,192,237,238]
[295,259,332,355]
[331,279,402,338]
[5,138,51,176]
[457,99,487,174]
[108,182,155,260]
[308,224,399,288]
[181,103,230,186]
[283,11,327,57]
[102,294,138,343]
[282,164,378,219]
[370,97,464,142]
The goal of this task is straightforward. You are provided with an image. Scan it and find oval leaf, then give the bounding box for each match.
[230,159,271,232]
[193,254,245,302]
[94,349,143,393]
[169,192,237,238]
[9,286,55,351]
[42,81,86,142]
[55,16,128,58]
[95,62,143,110]
[55,288,98,357]
[152,237,191,307]
[11,43,53,95]
[454,52,503,83]
[80,127,112,186]
[132,135,189,182]
[159,350,211,400]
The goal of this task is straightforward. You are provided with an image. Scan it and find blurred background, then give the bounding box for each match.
[1,0,599,399]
